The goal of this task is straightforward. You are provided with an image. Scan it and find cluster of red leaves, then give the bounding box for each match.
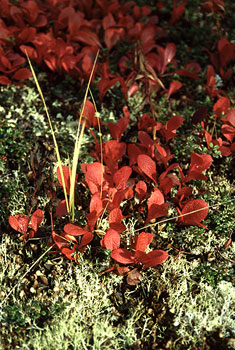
[193,97,235,156]
[1,0,233,109]
[8,98,213,276]
[6,2,234,278]
[9,209,43,241]
[205,38,235,98]
[40,102,211,268]
[0,0,201,99]
[51,223,93,260]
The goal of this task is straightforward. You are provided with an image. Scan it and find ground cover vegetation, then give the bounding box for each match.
[0,0,234,349]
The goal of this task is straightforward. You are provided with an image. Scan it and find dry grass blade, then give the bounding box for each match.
[25,51,69,214]
[133,198,235,233]
[0,246,52,306]
[69,50,99,222]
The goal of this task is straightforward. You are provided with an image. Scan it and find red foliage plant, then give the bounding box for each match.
[6,0,232,278]
[9,209,43,241]
[110,232,168,269]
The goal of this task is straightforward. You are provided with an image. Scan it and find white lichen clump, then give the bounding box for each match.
[161,254,235,345]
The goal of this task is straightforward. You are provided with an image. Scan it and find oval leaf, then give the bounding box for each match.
[180,199,209,226]
[139,250,168,268]
[135,232,153,252]
[111,248,135,264]
[137,154,157,184]
[103,229,120,250]
[64,224,87,236]
[9,214,29,235]
[12,68,32,81]
[30,209,43,232]
[113,166,132,190]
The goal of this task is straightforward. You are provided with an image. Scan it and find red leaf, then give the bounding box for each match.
[185,153,212,182]
[174,186,193,204]
[146,189,168,223]
[167,115,184,132]
[81,162,104,194]
[174,69,199,79]
[109,208,126,233]
[221,124,235,143]
[213,97,230,117]
[166,81,182,98]
[138,131,154,151]
[104,27,125,50]
[52,231,76,259]
[163,115,184,142]
[97,77,119,101]
[20,45,38,61]
[102,229,120,250]
[64,224,87,236]
[128,144,142,166]
[135,180,147,203]
[111,248,135,264]
[218,38,235,68]
[170,0,187,25]
[56,200,68,217]
[89,192,103,215]
[138,114,160,131]
[138,250,168,268]
[178,199,208,227]
[103,140,126,172]
[148,188,165,207]
[74,30,101,48]
[108,113,130,142]
[87,193,103,230]
[12,68,32,81]
[155,144,174,169]
[113,166,132,190]
[60,247,76,260]
[137,154,157,184]
[164,43,176,68]
[190,152,212,171]
[159,163,185,183]
[109,208,123,224]
[0,75,11,85]
[30,209,43,232]
[159,174,180,195]
[135,232,153,252]
[79,231,93,250]
[128,83,139,97]
[9,214,29,235]
[80,100,97,128]
[102,12,116,29]
[227,110,235,127]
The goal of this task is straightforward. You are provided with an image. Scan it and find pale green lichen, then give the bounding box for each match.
[0,242,142,350]
[160,253,235,347]
[0,169,31,224]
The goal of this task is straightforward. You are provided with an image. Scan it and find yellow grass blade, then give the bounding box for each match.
[69,50,99,222]
[25,51,69,214]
